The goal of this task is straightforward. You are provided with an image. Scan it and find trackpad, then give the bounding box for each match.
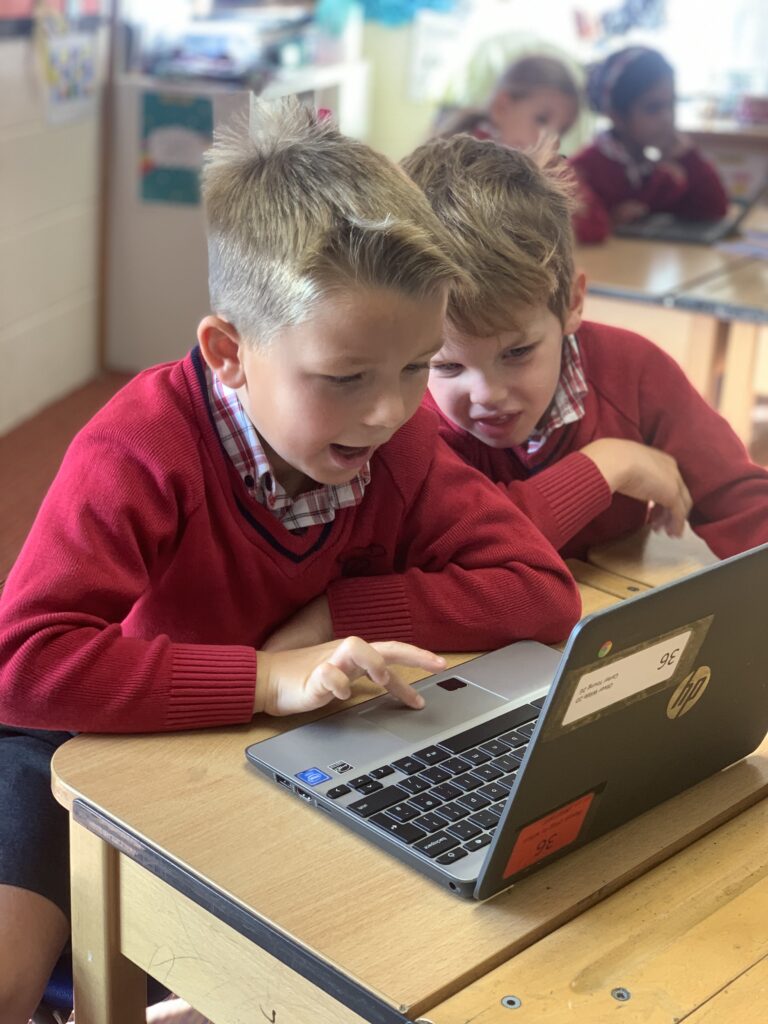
[359,678,506,743]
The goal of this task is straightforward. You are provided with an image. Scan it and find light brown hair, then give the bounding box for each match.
[497,55,580,113]
[201,98,465,344]
[401,134,576,336]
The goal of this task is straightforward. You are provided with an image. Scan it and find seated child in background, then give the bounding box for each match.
[0,101,581,1023]
[434,55,610,245]
[571,46,728,230]
[402,134,768,560]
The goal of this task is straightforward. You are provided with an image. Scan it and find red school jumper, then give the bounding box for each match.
[424,321,768,560]
[0,349,580,734]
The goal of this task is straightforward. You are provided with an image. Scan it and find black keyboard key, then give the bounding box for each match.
[479,782,508,802]
[441,755,473,774]
[530,697,546,709]
[499,772,518,788]
[436,847,469,865]
[354,781,383,795]
[348,775,373,789]
[481,738,511,757]
[414,811,449,833]
[392,757,424,775]
[327,785,351,799]
[413,830,460,859]
[517,721,537,739]
[447,819,483,841]
[369,765,395,780]
[348,785,408,818]
[492,753,519,773]
[387,801,421,823]
[461,748,492,767]
[430,782,463,802]
[437,800,470,823]
[452,772,483,792]
[506,748,526,764]
[408,793,443,814]
[413,745,450,765]
[470,808,499,830]
[499,728,527,746]
[398,775,430,795]
[457,791,491,812]
[471,763,503,782]
[420,766,452,785]
[439,706,541,754]
[370,814,426,845]
[463,833,492,852]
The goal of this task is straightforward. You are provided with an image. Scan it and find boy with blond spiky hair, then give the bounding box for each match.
[402,134,768,559]
[0,101,579,1022]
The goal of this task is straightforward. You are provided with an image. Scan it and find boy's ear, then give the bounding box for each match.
[197,316,246,388]
[563,272,586,335]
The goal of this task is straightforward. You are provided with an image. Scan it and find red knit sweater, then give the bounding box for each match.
[423,321,768,560]
[570,144,728,242]
[0,350,580,734]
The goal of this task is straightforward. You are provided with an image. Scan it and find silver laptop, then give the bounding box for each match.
[246,543,768,900]
[614,182,768,245]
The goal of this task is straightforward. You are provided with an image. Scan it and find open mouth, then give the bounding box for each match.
[329,443,374,465]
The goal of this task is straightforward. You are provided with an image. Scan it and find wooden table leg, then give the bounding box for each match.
[69,817,146,1024]
[718,320,760,443]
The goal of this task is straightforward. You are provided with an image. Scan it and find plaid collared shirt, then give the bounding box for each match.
[206,365,370,533]
[524,334,588,455]
[595,130,655,190]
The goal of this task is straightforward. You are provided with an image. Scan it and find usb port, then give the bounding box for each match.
[295,788,313,802]
[274,774,292,789]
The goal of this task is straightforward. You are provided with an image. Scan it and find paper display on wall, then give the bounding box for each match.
[140,92,213,205]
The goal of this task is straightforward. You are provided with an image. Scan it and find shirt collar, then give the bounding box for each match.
[595,130,655,189]
[524,334,588,455]
[206,363,370,532]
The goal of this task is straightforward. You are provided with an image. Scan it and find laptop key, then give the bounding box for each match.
[517,721,537,739]
[492,753,519,773]
[461,748,492,767]
[398,775,430,795]
[420,766,452,785]
[446,819,483,841]
[437,800,470,822]
[457,791,491,812]
[430,782,463,802]
[413,745,450,765]
[530,697,546,709]
[391,757,424,775]
[413,831,460,859]
[436,846,469,865]
[369,814,426,845]
[327,785,351,799]
[469,808,498,830]
[479,782,508,802]
[387,801,421,823]
[481,738,511,757]
[499,772,518,788]
[348,785,409,818]
[408,793,443,814]
[369,765,395,780]
[453,772,483,792]
[441,755,473,774]
[499,728,527,747]
[354,781,383,795]
[438,705,541,754]
[348,775,374,789]
[414,811,450,833]
[463,833,492,852]
[471,763,503,782]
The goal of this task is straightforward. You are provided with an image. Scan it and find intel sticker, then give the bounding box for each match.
[296,768,331,786]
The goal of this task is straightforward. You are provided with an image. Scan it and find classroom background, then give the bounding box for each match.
[1,0,768,578]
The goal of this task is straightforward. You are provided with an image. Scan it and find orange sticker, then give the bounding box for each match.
[503,792,595,878]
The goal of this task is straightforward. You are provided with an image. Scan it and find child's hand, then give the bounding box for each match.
[581,438,692,537]
[254,637,446,716]
[261,595,333,652]
[612,200,650,225]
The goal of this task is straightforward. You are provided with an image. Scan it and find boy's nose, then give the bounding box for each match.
[469,376,507,407]
[364,390,407,431]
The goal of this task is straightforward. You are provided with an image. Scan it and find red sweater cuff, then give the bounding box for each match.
[529,452,613,549]
[167,644,256,728]
[327,575,414,643]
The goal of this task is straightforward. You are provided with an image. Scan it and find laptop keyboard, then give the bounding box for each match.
[325,699,543,866]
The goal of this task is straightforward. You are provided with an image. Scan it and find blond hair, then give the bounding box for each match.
[201,98,463,344]
[401,134,576,336]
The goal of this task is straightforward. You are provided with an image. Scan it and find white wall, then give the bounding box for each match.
[0,33,106,435]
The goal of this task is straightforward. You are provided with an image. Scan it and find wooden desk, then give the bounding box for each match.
[52,577,767,1024]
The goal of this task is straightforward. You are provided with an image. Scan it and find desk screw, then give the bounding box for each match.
[501,995,522,1009]
[611,987,631,1001]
